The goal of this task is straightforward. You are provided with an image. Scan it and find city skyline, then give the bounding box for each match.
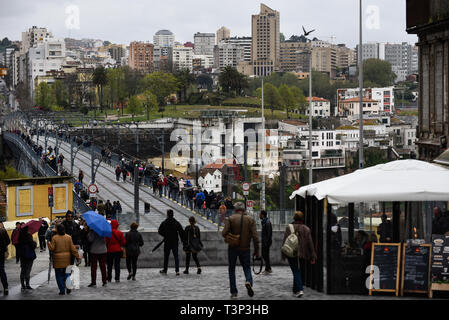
[0,0,417,48]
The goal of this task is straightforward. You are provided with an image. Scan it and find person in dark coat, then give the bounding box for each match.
[125,222,144,281]
[18,226,37,291]
[183,216,203,275]
[377,214,393,242]
[259,210,273,274]
[0,222,10,295]
[38,217,49,252]
[11,222,22,264]
[80,220,91,267]
[158,210,186,275]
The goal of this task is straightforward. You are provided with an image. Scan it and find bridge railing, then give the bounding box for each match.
[3,131,91,215]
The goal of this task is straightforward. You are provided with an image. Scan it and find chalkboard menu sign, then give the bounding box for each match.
[431,235,449,283]
[401,244,431,295]
[369,243,401,296]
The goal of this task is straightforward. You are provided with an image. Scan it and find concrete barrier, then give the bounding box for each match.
[120,230,289,269]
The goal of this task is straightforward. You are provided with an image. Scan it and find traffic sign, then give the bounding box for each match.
[88,184,98,194]
[242,182,250,191]
[243,190,249,196]
[246,200,254,208]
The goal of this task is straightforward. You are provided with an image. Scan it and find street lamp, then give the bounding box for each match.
[358,0,364,169]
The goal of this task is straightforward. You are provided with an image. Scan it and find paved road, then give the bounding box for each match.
[32,135,218,231]
[0,250,428,301]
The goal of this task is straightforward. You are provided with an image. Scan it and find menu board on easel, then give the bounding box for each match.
[401,243,432,296]
[429,234,449,298]
[369,243,401,296]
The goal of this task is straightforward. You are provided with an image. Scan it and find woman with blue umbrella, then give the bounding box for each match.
[82,211,111,288]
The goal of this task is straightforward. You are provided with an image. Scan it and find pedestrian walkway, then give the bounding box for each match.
[0,251,426,300]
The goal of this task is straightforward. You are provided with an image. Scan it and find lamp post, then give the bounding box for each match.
[261,78,266,211]
[358,0,364,169]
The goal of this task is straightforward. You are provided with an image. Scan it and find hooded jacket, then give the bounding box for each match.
[105,220,126,253]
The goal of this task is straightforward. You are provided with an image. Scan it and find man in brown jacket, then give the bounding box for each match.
[222,202,260,299]
[282,211,316,298]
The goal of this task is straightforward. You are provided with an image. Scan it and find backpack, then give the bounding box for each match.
[281,224,299,258]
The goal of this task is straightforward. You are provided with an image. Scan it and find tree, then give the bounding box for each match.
[92,66,108,112]
[142,72,179,107]
[51,80,68,109]
[196,74,213,91]
[219,66,248,96]
[263,83,282,116]
[127,95,142,121]
[279,84,296,119]
[290,86,307,114]
[35,82,54,110]
[15,81,32,110]
[360,59,396,87]
[141,90,158,120]
[174,69,195,104]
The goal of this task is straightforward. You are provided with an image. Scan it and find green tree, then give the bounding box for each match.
[142,72,179,107]
[92,66,108,112]
[279,84,296,119]
[141,90,158,120]
[290,86,307,114]
[127,95,142,121]
[360,58,396,87]
[263,83,282,116]
[51,80,68,109]
[35,82,54,110]
[174,69,195,104]
[219,66,248,96]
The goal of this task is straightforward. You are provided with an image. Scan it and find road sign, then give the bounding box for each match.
[88,184,98,194]
[243,190,249,195]
[246,200,254,208]
[242,182,250,192]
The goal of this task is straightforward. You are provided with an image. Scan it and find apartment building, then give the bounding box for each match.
[337,87,395,113]
[153,30,175,48]
[279,40,310,72]
[305,97,331,117]
[251,3,280,76]
[173,46,194,72]
[21,26,53,54]
[128,41,154,73]
[216,26,230,45]
[194,33,215,56]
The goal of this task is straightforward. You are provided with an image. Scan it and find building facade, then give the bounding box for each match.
[216,26,230,45]
[337,87,395,114]
[305,97,331,117]
[173,46,194,72]
[153,30,175,48]
[194,33,215,56]
[128,41,154,73]
[251,3,280,76]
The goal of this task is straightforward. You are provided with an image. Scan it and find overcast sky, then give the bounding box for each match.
[0,0,417,48]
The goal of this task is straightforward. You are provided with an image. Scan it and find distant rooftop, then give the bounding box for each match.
[155,30,174,36]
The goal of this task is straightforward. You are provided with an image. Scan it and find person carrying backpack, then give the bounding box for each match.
[281,211,316,298]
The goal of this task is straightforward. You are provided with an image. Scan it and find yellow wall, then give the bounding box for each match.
[7,182,73,222]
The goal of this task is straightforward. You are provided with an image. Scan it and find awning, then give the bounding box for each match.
[289,160,449,204]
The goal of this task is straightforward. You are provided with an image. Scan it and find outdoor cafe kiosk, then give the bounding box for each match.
[290,160,449,297]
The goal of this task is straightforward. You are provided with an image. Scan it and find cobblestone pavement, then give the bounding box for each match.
[0,251,428,300]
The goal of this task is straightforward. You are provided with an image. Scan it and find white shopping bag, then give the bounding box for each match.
[65,265,73,290]
[72,265,80,290]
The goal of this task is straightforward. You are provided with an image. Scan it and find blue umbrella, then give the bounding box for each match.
[82,211,112,238]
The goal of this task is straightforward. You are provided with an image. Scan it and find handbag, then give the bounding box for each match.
[224,213,244,248]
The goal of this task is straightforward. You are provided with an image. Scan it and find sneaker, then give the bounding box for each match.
[127,274,132,280]
[59,292,65,295]
[231,293,238,299]
[102,283,107,287]
[183,270,189,274]
[132,276,136,281]
[159,270,167,274]
[3,289,8,296]
[88,283,96,288]
[245,282,254,297]
[25,286,33,290]
[66,289,71,294]
[176,272,180,276]
[295,291,304,298]
[197,268,201,275]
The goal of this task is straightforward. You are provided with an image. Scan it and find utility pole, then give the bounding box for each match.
[90,141,95,185]
[243,137,248,182]
[136,122,139,156]
[309,48,313,184]
[261,78,266,211]
[161,129,165,174]
[117,123,120,146]
[70,126,74,176]
[358,0,364,169]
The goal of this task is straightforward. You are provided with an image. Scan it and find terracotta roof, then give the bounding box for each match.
[341,97,378,103]
[204,159,238,169]
[306,96,329,102]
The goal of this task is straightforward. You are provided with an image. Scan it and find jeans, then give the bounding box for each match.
[287,257,304,293]
[126,255,138,277]
[0,253,8,290]
[55,268,68,293]
[20,258,34,287]
[262,245,272,271]
[116,174,120,182]
[163,245,179,272]
[90,253,107,285]
[185,252,200,270]
[228,248,252,294]
[39,236,46,250]
[107,251,122,281]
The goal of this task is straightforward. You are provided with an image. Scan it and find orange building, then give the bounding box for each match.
[129,41,154,74]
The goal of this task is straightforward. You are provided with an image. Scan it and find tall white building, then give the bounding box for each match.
[153,30,175,47]
[194,32,215,56]
[21,26,53,54]
[223,37,252,62]
[173,46,193,72]
[218,42,245,69]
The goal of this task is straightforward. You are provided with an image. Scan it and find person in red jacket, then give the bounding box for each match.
[105,220,126,282]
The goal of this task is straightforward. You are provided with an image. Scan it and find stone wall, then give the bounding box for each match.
[120,230,289,269]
